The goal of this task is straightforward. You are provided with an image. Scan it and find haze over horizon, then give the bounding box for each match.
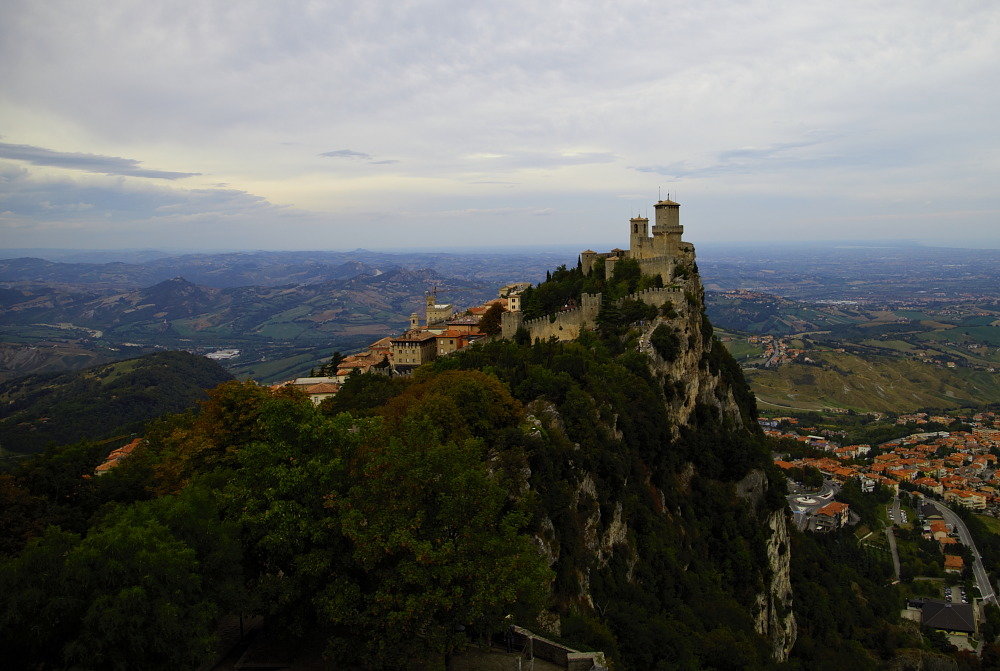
[2,1,999,251]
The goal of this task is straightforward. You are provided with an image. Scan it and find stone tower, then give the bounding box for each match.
[629,216,651,258]
[652,199,683,258]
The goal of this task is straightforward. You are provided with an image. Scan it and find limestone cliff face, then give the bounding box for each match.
[737,469,796,660]
[521,274,796,662]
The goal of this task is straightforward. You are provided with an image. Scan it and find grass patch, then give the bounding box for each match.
[976,514,1000,536]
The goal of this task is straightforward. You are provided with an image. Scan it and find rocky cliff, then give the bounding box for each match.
[504,273,796,665]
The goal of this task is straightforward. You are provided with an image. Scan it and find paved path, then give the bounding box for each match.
[931,501,996,605]
[885,527,901,581]
[890,496,901,525]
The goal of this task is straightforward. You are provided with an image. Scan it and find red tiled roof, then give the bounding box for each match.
[817,501,849,516]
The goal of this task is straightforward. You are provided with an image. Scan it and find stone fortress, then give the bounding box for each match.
[276,199,698,397]
[501,199,696,342]
[582,198,695,284]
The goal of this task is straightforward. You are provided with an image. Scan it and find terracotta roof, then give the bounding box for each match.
[391,332,437,342]
[305,383,339,394]
[817,501,849,516]
[944,555,964,569]
[435,330,473,338]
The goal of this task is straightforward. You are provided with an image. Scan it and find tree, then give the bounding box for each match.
[313,351,346,377]
[222,380,549,668]
[320,370,408,416]
[0,510,222,670]
[478,302,505,336]
[331,433,551,668]
[650,324,682,362]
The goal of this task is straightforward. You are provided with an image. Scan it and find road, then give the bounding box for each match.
[885,527,901,581]
[931,501,996,605]
[885,496,902,582]
[785,480,840,531]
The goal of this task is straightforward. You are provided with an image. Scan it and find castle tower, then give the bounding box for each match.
[581,249,598,276]
[424,286,454,326]
[652,199,683,257]
[629,216,650,258]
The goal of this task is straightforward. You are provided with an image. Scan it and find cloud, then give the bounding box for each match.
[630,139,840,179]
[319,150,397,165]
[466,151,616,171]
[1,1,999,247]
[0,163,328,248]
[319,149,372,160]
[0,142,200,180]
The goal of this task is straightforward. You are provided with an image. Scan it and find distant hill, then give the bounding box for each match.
[0,248,567,291]
[0,351,232,455]
[0,254,385,290]
[0,268,491,345]
[745,351,1000,413]
[0,342,119,383]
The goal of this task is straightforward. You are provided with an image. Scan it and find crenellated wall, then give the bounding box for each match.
[636,256,673,282]
[502,287,686,343]
[629,285,683,309]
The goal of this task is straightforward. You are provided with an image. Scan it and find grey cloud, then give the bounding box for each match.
[469,151,616,170]
[0,142,200,179]
[0,165,327,249]
[716,140,820,162]
[630,138,848,179]
[319,149,372,159]
[320,150,398,165]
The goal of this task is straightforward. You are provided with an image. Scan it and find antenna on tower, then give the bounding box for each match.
[658,186,662,200]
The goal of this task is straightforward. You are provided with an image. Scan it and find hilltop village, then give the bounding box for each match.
[268,283,527,402]
[273,198,699,403]
[771,411,1000,517]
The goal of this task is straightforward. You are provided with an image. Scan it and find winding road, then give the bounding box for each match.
[930,501,996,605]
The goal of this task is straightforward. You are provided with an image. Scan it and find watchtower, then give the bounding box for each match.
[629,216,650,257]
[652,199,683,258]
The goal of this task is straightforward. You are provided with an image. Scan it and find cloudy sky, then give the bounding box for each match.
[1,0,998,251]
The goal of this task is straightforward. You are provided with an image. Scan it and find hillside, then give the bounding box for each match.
[0,351,232,455]
[0,341,119,383]
[0,252,805,670]
[746,351,1000,413]
[3,252,993,668]
[0,269,496,382]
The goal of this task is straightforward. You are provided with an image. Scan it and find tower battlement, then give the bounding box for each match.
[579,199,694,283]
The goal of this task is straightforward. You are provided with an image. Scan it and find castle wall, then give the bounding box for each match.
[636,256,673,284]
[503,288,685,343]
[629,286,684,310]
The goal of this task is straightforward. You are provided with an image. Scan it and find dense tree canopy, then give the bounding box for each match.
[0,372,551,669]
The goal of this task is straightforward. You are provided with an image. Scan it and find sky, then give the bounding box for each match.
[1,0,999,251]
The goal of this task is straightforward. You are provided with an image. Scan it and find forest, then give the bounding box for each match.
[3,267,1000,670]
